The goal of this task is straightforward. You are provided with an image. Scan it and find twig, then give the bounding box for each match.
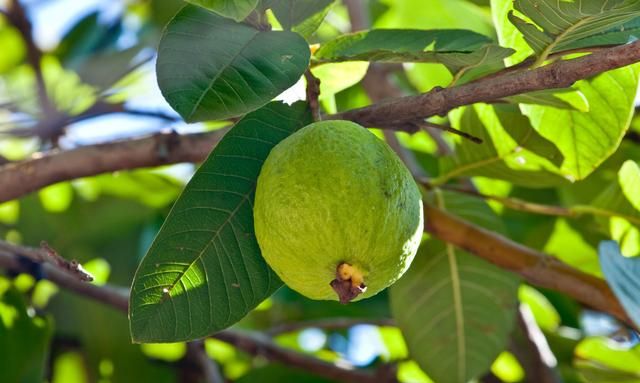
[439,184,640,225]
[7,0,59,138]
[0,129,227,203]
[417,121,483,144]
[214,331,380,383]
[424,204,632,326]
[343,0,368,31]
[267,317,396,336]
[330,40,640,127]
[184,341,224,383]
[0,250,129,311]
[511,306,561,383]
[0,240,93,282]
[304,70,321,121]
[40,241,93,282]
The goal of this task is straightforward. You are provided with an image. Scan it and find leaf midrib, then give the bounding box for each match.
[162,185,253,298]
[186,31,261,120]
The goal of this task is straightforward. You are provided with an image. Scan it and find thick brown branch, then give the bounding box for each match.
[330,40,640,126]
[0,130,226,203]
[424,205,631,325]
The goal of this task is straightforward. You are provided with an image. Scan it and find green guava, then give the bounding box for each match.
[254,120,424,303]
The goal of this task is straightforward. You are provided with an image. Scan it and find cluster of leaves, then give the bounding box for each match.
[4,0,640,382]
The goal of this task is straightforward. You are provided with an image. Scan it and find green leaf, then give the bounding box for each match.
[494,0,640,181]
[575,336,640,383]
[390,243,520,383]
[315,29,513,82]
[591,161,640,257]
[521,67,640,180]
[129,102,312,343]
[509,0,640,62]
[0,287,53,383]
[185,0,259,21]
[503,89,588,111]
[0,21,26,74]
[390,192,520,383]
[157,5,310,122]
[599,241,640,327]
[374,0,495,37]
[265,0,335,38]
[435,104,570,188]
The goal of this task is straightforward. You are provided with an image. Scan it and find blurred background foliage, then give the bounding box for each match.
[1,0,640,382]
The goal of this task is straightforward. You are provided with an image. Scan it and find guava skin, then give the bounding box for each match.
[253,120,424,302]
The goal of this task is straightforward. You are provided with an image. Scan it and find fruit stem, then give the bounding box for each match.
[330,263,367,304]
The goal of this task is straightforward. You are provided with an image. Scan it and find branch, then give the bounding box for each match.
[511,307,561,383]
[424,205,631,325]
[267,317,395,336]
[214,331,383,383]
[183,341,224,383]
[6,0,58,129]
[0,130,227,203]
[417,121,483,144]
[440,184,640,225]
[330,40,640,126]
[0,248,129,312]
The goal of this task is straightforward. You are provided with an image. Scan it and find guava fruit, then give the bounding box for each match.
[254,120,424,303]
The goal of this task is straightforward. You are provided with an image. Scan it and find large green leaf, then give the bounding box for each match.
[374,0,495,36]
[435,104,570,188]
[264,0,335,38]
[315,29,513,82]
[509,0,640,63]
[521,66,640,181]
[129,102,312,343]
[157,5,310,122]
[0,286,53,383]
[599,241,640,327]
[592,161,640,256]
[390,193,520,383]
[185,0,259,21]
[493,0,640,181]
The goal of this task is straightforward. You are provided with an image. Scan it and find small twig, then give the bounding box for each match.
[213,330,381,383]
[0,240,94,282]
[511,306,561,383]
[304,70,321,121]
[40,241,93,282]
[438,184,640,225]
[0,249,128,311]
[344,0,368,31]
[418,121,483,144]
[267,317,396,336]
[7,0,60,139]
[184,341,224,383]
